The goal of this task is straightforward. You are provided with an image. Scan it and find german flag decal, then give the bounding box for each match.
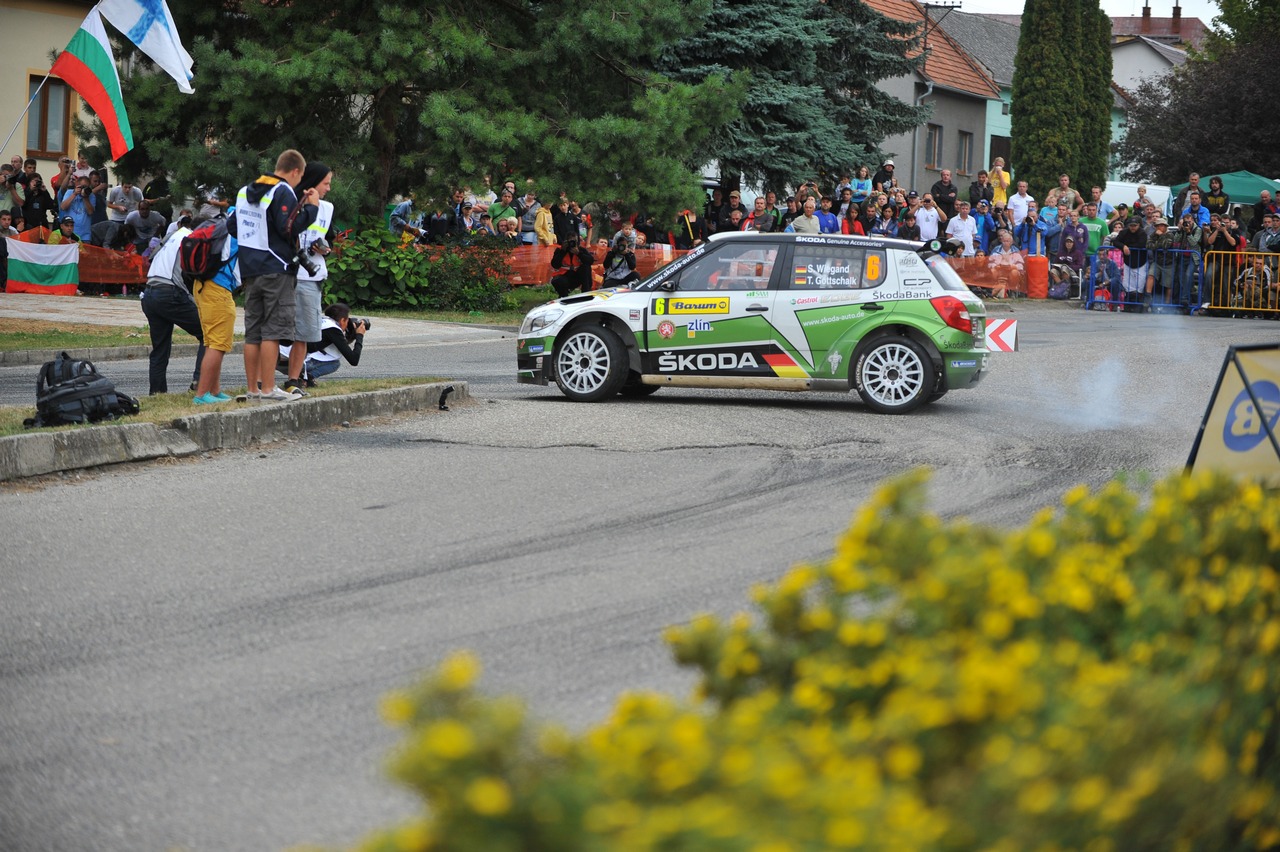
[763,352,810,379]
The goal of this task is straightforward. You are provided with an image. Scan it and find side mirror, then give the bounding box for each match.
[660,278,677,292]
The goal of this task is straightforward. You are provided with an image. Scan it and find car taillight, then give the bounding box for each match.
[930,296,973,334]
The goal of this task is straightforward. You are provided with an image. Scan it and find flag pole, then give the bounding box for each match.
[0,72,53,158]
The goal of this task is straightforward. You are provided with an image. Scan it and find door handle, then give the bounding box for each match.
[746,304,768,312]
[862,303,884,311]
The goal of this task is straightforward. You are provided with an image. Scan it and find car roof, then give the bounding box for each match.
[707,230,925,253]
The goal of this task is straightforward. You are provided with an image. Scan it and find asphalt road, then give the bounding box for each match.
[2,304,1279,850]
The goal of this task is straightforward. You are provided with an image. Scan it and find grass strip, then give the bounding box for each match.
[0,376,444,438]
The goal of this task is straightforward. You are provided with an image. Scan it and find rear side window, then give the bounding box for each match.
[789,246,886,290]
[925,254,971,292]
[674,244,779,291]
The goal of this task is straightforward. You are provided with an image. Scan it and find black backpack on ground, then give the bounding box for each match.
[23,353,141,429]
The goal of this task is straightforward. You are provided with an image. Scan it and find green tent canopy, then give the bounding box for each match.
[1169,170,1280,217]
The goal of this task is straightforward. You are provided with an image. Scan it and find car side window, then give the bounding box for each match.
[790,247,886,290]
[675,245,778,291]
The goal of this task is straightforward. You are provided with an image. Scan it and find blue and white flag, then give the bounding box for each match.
[96,0,194,93]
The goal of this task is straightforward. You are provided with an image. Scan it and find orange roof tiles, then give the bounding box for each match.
[862,0,1001,100]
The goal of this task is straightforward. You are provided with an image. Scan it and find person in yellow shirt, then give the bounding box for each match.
[47,216,80,244]
[990,157,1010,207]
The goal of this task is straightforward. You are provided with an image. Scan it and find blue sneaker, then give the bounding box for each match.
[212,392,232,401]
[193,393,217,405]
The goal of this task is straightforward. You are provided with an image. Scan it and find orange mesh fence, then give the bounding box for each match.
[502,245,688,286]
[947,256,1029,297]
[79,245,148,285]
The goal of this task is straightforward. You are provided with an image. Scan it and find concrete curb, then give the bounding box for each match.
[0,342,244,367]
[0,381,465,482]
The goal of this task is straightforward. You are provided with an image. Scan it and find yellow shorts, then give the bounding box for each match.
[193,280,236,353]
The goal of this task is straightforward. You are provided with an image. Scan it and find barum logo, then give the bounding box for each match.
[1223,381,1280,452]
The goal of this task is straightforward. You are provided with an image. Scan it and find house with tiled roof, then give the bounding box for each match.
[981,2,1207,50]
[923,12,1019,184]
[863,0,1001,197]
[0,0,96,181]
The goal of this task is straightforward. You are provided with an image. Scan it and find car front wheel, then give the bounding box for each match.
[853,336,932,414]
[553,326,628,401]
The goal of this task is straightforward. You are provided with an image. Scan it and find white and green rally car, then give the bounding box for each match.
[516,231,987,414]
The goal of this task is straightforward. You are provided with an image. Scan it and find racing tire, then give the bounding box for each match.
[553,325,628,402]
[853,336,932,414]
[619,373,661,398]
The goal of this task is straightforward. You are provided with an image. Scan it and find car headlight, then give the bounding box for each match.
[521,309,564,335]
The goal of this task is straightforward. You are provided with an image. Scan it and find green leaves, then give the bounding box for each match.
[325,221,511,312]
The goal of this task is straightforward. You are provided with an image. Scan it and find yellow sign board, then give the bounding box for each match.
[1187,344,1280,486]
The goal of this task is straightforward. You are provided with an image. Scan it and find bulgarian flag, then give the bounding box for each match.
[50,9,133,161]
[5,241,80,295]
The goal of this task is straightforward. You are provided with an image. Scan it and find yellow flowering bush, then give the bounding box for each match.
[353,470,1280,851]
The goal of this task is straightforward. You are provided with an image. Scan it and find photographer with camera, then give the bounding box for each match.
[602,229,639,287]
[283,162,335,396]
[0,164,24,213]
[58,174,96,242]
[550,236,595,297]
[279,304,367,384]
[21,173,56,232]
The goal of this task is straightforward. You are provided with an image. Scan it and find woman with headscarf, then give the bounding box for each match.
[283,162,335,394]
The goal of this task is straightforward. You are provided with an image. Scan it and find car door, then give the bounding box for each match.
[771,241,892,379]
[642,241,783,378]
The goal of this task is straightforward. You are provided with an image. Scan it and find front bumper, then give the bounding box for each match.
[517,337,553,385]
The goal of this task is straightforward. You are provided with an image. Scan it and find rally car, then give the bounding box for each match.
[516,232,987,414]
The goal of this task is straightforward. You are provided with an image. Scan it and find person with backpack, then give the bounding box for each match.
[140,222,204,395]
[189,215,239,404]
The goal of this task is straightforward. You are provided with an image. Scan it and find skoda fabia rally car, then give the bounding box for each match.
[516,232,988,414]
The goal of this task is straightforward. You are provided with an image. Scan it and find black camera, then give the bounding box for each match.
[293,250,321,277]
[344,317,371,342]
[291,236,329,276]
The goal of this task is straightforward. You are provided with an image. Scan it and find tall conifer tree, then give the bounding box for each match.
[1078,6,1114,192]
[1011,0,1112,201]
[661,0,926,192]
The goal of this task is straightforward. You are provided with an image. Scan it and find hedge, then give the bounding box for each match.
[344,470,1280,851]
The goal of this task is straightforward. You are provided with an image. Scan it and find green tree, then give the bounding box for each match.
[1078,7,1114,192]
[77,1,741,219]
[659,0,925,193]
[1203,0,1280,55]
[1010,0,1111,200]
[1114,37,1280,183]
[1010,0,1073,199]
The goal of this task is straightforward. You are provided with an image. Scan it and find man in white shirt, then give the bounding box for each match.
[1007,181,1034,225]
[916,193,946,241]
[789,197,821,234]
[944,201,979,256]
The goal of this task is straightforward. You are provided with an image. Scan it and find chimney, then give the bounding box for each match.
[1173,2,1182,33]
[1141,2,1151,33]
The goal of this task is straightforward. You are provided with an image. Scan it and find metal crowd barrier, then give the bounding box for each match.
[1084,246,1202,314]
[1201,250,1280,317]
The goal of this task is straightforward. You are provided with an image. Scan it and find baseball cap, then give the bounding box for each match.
[1155,218,1169,227]
[60,216,73,224]
[907,190,919,198]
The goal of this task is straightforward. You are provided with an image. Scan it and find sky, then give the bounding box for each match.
[956,0,1220,26]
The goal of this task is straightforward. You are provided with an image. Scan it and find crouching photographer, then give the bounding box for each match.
[278,303,368,384]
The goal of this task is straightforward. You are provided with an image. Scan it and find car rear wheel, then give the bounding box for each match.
[554,326,628,401]
[853,336,932,414]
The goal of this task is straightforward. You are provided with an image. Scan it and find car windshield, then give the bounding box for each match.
[924,254,971,293]
[632,243,710,291]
